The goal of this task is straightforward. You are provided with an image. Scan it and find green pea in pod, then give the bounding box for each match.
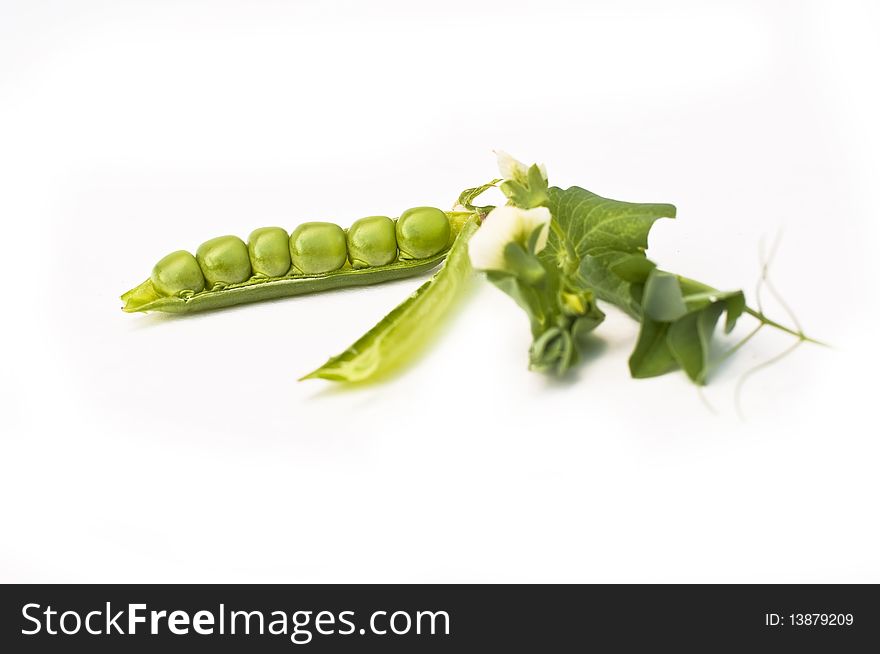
[150,250,206,297]
[248,227,292,278]
[196,235,252,288]
[289,222,348,274]
[347,216,397,269]
[396,207,450,260]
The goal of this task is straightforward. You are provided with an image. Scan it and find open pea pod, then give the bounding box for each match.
[301,214,481,383]
[121,207,464,314]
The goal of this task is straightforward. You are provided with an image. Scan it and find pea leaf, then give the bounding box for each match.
[578,249,645,319]
[628,268,746,383]
[485,270,558,338]
[543,186,676,263]
[642,270,688,322]
[666,303,725,382]
[300,215,480,383]
[536,185,756,384]
[679,285,746,334]
[628,318,678,379]
[609,253,656,283]
[540,186,676,317]
[500,164,549,209]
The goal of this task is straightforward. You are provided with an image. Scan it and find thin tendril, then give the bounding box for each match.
[696,384,719,415]
[756,236,767,315]
[695,324,765,414]
[763,274,803,336]
[735,232,819,416]
[764,230,804,335]
[756,230,783,316]
[735,339,804,421]
[745,230,826,346]
[698,323,765,385]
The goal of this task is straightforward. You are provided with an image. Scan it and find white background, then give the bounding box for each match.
[1,0,878,582]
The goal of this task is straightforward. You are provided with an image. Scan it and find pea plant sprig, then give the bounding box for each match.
[306,152,822,385]
[120,150,821,388]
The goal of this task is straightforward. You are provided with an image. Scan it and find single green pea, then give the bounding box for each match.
[346,215,397,269]
[248,227,291,277]
[196,235,252,287]
[396,206,450,260]
[151,250,206,297]
[289,222,347,274]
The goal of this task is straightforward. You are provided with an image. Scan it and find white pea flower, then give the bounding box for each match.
[494,150,548,183]
[469,205,552,272]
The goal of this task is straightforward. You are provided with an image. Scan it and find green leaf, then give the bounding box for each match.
[300,215,480,383]
[529,327,576,375]
[541,186,676,317]
[502,242,546,288]
[642,270,688,322]
[677,277,746,335]
[501,164,549,209]
[666,303,725,383]
[628,317,677,378]
[579,249,643,318]
[485,269,558,338]
[572,311,605,341]
[543,186,676,263]
[609,253,656,283]
[724,293,746,333]
[630,269,747,382]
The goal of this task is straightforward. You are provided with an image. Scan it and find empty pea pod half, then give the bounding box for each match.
[121,206,470,314]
